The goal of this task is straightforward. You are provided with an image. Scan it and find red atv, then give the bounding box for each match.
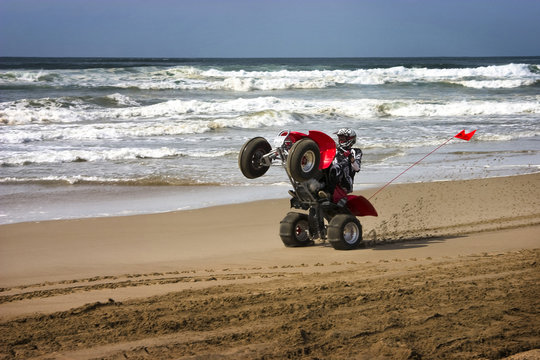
[238,130,378,250]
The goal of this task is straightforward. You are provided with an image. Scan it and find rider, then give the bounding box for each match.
[321,128,362,206]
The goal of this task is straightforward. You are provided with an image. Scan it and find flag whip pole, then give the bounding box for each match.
[368,130,476,201]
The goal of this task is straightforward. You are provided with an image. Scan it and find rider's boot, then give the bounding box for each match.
[318,190,330,200]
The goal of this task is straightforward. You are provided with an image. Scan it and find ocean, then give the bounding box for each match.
[1,57,539,224]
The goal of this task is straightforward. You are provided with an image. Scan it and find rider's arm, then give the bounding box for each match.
[350,149,362,172]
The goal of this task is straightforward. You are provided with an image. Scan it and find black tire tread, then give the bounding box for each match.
[280,212,312,247]
[286,138,321,182]
[238,137,272,179]
[328,214,362,250]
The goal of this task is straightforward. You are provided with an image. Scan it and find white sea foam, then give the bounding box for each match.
[0,146,244,166]
[0,115,298,144]
[2,63,538,91]
[177,63,539,90]
[453,79,537,89]
[0,97,94,125]
[222,63,537,89]
[3,127,537,167]
[2,96,539,142]
[380,100,540,118]
[106,93,141,106]
[1,147,181,166]
[0,175,119,185]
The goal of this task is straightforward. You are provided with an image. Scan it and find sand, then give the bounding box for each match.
[0,173,539,359]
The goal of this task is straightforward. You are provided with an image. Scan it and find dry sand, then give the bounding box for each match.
[0,173,539,359]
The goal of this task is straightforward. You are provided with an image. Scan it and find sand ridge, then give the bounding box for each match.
[1,249,538,359]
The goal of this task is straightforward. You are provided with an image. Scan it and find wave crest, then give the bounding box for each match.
[0,147,239,166]
[2,63,538,91]
[0,175,221,186]
[2,96,539,140]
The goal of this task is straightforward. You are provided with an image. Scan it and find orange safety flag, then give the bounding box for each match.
[454,129,477,141]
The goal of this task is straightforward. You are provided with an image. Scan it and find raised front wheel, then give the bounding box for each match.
[328,214,362,250]
[238,137,272,179]
[286,138,321,182]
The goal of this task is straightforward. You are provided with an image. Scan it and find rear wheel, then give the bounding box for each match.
[286,138,321,182]
[280,212,312,247]
[238,137,272,179]
[328,214,362,250]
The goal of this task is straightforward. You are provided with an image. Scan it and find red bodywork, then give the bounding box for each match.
[284,130,378,217]
[346,195,378,217]
[286,130,337,170]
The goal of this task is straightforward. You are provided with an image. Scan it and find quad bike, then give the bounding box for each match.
[238,130,378,250]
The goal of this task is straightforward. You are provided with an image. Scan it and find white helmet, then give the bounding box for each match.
[334,128,356,149]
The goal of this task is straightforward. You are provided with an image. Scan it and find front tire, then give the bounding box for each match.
[286,138,321,182]
[280,212,312,247]
[328,214,362,250]
[238,137,272,179]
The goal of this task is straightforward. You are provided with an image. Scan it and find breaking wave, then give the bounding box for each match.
[1,63,538,91]
[0,147,238,166]
[1,57,539,196]
[1,95,539,130]
[0,175,222,186]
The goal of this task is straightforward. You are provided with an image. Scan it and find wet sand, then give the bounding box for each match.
[0,173,539,359]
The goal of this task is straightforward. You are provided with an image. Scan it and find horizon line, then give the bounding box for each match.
[1,55,539,60]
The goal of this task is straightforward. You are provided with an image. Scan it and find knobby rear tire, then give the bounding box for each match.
[328,214,362,250]
[280,212,312,247]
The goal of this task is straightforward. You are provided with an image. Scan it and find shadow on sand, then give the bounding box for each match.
[310,235,466,251]
[369,235,466,251]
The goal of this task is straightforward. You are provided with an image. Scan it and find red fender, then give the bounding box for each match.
[307,130,337,169]
[346,195,378,217]
[286,130,337,170]
[287,131,308,143]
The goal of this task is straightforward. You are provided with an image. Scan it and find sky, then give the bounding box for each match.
[1,0,539,58]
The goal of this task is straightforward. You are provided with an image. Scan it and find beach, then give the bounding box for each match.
[1,56,539,359]
[1,173,539,359]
